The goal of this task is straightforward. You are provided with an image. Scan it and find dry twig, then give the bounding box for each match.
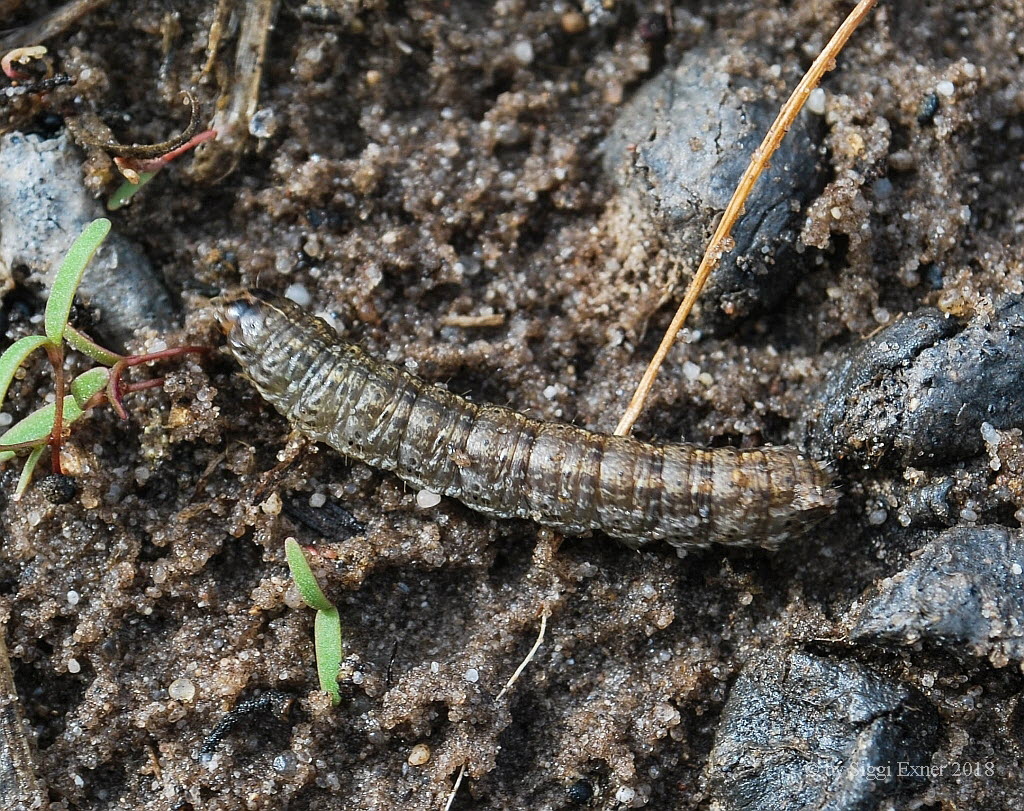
[614,0,879,437]
[0,0,110,52]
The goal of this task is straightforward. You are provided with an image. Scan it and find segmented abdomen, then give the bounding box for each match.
[217,291,837,549]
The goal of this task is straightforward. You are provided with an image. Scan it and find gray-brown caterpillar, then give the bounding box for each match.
[215,290,837,550]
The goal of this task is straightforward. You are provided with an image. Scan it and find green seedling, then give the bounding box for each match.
[106,127,217,211]
[101,92,217,211]
[285,537,343,705]
[0,218,207,497]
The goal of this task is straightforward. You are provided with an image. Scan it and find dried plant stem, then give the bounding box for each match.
[443,764,466,811]
[0,0,110,52]
[0,626,46,807]
[614,0,879,437]
[495,608,549,701]
[192,0,278,182]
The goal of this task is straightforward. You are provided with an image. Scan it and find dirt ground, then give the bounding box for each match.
[1,1,1023,809]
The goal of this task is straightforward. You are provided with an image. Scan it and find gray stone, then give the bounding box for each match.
[801,299,1024,467]
[603,48,824,330]
[707,650,939,811]
[851,526,1024,667]
[0,131,176,348]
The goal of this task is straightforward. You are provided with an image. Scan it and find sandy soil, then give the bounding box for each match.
[1,1,1023,809]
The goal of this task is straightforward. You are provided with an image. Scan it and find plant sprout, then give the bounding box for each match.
[0,218,207,497]
[285,537,343,705]
[106,128,217,211]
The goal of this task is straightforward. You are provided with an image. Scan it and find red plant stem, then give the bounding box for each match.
[107,359,129,420]
[114,130,218,174]
[108,345,208,418]
[124,345,209,367]
[158,129,217,163]
[82,378,165,413]
[122,378,165,393]
[45,343,64,474]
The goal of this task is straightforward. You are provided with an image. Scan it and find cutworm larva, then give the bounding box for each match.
[216,290,837,550]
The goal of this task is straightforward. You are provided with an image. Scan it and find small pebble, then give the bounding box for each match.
[567,779,594,804]
[249,107,278,139]
[66,590,80,606]
[261,492,283,515]
[615,786,636,804]
[285,283,312,307]
[273,751,298,776]
[653,702,681,726]
[416,489,441,509]
[407,743,431,766]
[981,422,1000,444]
[935,80,956,97]
[463,667,479,684]
[807,87,827,115]
[67,658,81,674]
[512,40,534,65]
[168,678,196,702]
[561,11,587,34]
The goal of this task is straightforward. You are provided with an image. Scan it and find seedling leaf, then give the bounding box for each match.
[107,172,157,211]
[14,445,45,499]
[45,218,111,344]
[314,607,343,705]
[0,335,50,408]
[284,537,334,612]
[70,368,110,406]
[0,395,84,462]
[13,444,45,499]
[65,326,122,366]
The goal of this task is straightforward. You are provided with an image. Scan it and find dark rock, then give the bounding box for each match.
[603,48,824,330]
[0,132,177,348]
[36,474,77,505]
[566,778,594,805]
[706,650,939,811]
[801,299,1024,467]
[850,526,1024,667]
[281,492,366,540]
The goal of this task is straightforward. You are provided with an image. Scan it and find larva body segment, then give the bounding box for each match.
[216,290,837,550]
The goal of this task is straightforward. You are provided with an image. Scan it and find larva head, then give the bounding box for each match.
[214,289,341,398]
[213,289,290,371]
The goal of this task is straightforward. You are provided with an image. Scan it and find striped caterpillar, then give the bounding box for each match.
[215,290,837,550]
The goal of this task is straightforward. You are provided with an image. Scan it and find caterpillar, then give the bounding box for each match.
[215,290,837,550]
